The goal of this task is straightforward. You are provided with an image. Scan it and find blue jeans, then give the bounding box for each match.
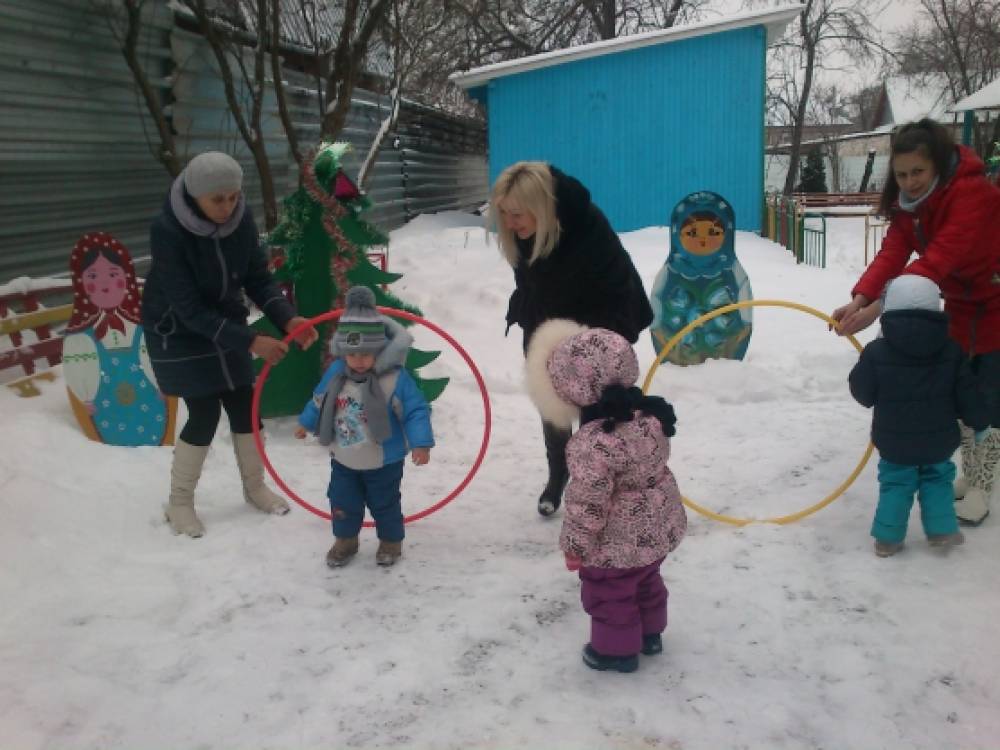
[327,460,405,541]
[872,458,957,543]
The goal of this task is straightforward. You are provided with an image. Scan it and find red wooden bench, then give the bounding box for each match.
[0,284,72,396]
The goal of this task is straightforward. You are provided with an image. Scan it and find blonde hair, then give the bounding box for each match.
[489,161,561,266]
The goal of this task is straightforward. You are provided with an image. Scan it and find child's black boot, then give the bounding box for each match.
[641,633,663,656]
[582,644,638,673]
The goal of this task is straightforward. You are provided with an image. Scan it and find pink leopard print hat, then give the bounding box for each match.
[525,319,639,428]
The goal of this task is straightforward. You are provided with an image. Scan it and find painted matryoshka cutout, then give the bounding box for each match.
[649,191,753,365]
[63,233,176,446]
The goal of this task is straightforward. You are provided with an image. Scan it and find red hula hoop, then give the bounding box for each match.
[251,307,492,526]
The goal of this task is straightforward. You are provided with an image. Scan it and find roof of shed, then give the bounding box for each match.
[882,74,953,123]
[952,76,1000,112]
[449,5,803,90]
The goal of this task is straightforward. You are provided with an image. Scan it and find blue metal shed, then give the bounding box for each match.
[451,6,802,232]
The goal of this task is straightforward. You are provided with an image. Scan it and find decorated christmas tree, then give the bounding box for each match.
[252,142,448,417]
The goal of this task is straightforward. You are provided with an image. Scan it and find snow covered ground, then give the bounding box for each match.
[1,213,998,749]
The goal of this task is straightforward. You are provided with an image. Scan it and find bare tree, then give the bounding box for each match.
[396,0,707,116]
[321,0,393,140]
[270,1,303,168]
[179,0,285,228]
[805,83,855,191]
[445,0,707,67]
[357,0,451,187]
[91,0,182,176]
[753,0,891,195]
[846,81,883,130]
[897,0,1000,154]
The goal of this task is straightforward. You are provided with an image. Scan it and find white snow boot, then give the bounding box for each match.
[165,438,209,538]
[955,429,999,526]
[232,433,290,515]
[953,424,976,499]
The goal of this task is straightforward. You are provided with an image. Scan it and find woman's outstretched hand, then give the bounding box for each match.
[831,294,877,336]
[250,334,289,365]
[286,316,319,350]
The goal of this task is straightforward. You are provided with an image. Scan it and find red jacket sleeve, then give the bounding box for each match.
[852,220,911,302]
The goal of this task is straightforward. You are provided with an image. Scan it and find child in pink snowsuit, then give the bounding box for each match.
[526,320,687,673]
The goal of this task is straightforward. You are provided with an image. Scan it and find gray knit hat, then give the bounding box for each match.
[882,274,942,313]
[183,152,243,197]
[335,286,387,354]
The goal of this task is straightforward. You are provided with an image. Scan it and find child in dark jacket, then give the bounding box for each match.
[296,287,433,568]
[849,274,986,557]
[526,319,686,673]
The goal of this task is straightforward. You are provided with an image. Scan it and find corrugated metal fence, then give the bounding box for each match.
[0,0,487,282]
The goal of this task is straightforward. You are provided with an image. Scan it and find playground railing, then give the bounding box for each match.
[0,284,72,396]
[762,194,828,269]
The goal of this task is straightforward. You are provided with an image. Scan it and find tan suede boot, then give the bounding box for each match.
[326,537,359,568]
[166,439,210,538]
[376,540,402,566]
[231,433,289,515]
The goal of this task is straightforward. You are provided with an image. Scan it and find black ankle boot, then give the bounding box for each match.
[582,644,639,673]
[537,472,568,516]
[538,421,571,517]
[641,633,663,655]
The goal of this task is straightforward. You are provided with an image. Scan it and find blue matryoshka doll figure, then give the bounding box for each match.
[649,191,752,366]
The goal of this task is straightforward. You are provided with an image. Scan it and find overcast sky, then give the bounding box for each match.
[706,0,924,93]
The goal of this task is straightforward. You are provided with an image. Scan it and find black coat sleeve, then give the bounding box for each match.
[849,347,877,408]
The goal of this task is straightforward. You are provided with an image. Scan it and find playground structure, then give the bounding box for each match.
[0,284,71,396]
[763,192,885,268]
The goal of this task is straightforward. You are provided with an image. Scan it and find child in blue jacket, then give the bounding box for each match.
[849,275,986,557]
[296,286,433,567]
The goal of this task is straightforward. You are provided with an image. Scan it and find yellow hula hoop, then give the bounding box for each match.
[642,299,875,526]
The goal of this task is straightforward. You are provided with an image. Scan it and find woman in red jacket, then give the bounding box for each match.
[832,119,1000,525]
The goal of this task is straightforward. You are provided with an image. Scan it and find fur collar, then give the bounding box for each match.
[524,318,587,428]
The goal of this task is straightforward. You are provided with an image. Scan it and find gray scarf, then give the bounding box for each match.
[169,175,246,238]
[897,174,939,213]
[317,366,391,447]
[897,150,959,213]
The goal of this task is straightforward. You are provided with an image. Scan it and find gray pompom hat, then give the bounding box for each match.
[183,152,243,197]
[334,286,388,354]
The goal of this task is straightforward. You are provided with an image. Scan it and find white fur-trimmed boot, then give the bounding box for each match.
[166,438,210,537]
[954,424,976,499]
[232,433,290,515]
[955,429,998,526]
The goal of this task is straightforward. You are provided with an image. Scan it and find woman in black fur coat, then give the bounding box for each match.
[490,161,654,517]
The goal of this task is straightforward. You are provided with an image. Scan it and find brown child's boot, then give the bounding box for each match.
[326,537,359,568]
[375,540,402,566]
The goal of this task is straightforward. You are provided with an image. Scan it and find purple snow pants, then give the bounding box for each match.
[579,558,668,657]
